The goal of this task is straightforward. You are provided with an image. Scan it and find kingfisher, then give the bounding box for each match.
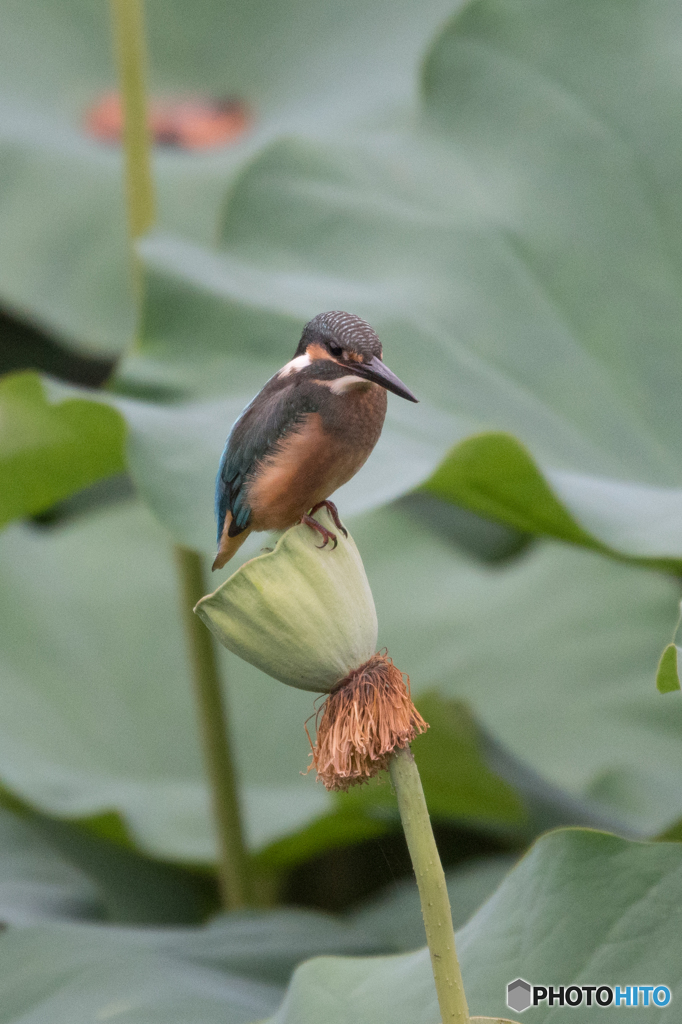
[213,311,418,570]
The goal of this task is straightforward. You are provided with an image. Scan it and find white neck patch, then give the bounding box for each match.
[327,374,373,394]
[277,352,311,377]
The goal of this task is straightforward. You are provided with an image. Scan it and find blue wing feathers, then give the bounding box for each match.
[214,378,318,541]
[215,426,254,541]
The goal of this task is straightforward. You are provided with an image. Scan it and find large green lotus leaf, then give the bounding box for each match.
[5,831,678,1023]
[7,0,682,566]
[266,830,682,1023]
[0,497,523,865]
[0,371,125,528]
[258,695,525,872]
[258,691,633,873]
[1,486,680,865]
[0,907,388,1024]
[33,814,220,925]
[0,928,279,1024]
[411,694,524,824]
[0,806,102,925]
[110,0,682,565]
[0,0,456,355]
[656,644,682,695]
[349,854,517,953]
[654,604,682,694]
[357,505,682,835]
[246,688,521,874]
[0,804,217,925]
[0,499,329,860]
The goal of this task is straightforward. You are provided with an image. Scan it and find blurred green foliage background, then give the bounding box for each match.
[3,0,682,1020]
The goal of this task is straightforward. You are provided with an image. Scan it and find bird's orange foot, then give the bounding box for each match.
[309,500,348,538]
[301,513,338,550]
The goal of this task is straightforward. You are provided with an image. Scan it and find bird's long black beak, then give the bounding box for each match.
[350,355,419,402]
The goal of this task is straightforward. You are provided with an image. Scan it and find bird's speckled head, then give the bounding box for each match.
[295,311,382,364]
[282,310,418,402]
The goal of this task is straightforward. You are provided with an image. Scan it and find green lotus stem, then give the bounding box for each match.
[175,547,253,909]
[109,0,253,910]
[389,745,470,1024]
[109,0,155,247]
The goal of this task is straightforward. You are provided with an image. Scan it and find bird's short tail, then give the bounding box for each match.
[212,514,252,571]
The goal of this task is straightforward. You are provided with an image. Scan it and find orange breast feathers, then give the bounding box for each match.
[246,412,371,532]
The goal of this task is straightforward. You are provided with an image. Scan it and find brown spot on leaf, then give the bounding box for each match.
[85,92,250,150]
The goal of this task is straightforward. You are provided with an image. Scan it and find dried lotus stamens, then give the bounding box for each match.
[307,652,428,791]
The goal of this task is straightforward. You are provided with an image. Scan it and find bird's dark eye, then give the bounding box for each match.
[329,344,344,359]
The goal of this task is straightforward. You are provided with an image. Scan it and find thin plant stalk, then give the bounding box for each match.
[389,745,470,1024]
[109,0,155,247]
[109,0,253,909]
[175,547,253,908]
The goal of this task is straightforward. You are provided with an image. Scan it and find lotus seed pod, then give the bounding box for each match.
[194,508,378,693]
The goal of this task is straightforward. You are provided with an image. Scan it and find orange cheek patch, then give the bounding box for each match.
[306,343,335,362]
[346,350,365,363]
